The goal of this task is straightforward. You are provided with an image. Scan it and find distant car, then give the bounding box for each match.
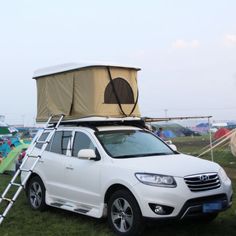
[182,128,201,136]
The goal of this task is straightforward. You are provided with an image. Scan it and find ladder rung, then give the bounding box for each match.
[36,140,49,144]
[44,127,55,131]
[19,168,33,173]
[27,154,41,158]
[10,182,23,187]
[0,197,14,203]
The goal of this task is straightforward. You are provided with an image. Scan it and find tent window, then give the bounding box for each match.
[104,78,134,104]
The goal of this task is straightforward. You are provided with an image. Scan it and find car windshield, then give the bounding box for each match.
[96,129,175,158]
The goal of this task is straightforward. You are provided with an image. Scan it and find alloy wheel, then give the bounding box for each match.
[111,197,134,233]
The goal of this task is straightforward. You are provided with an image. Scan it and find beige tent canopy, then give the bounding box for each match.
[33,63,141,122]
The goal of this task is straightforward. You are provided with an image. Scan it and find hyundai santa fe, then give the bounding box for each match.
[21,124,233,236]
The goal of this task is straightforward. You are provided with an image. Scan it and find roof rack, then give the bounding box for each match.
[56,117,146,130]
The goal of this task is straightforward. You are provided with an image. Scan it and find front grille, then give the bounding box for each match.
[184,173,221,192]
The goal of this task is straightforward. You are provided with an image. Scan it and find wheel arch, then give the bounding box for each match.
[104,183,137,205]
[25,173,45,193]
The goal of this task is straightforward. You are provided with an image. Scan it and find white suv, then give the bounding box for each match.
[21,121,233,236]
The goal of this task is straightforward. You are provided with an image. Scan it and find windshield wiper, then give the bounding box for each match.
[142,153,173,156]
[114,152,174,158]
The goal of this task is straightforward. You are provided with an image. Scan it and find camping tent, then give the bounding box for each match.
[0,121,18,136]
[230,132,236,157]
[33,63,141,122]
[163,130,176,138]
[214,128,230,140]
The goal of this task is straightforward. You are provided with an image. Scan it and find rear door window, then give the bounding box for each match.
[35,132,50,149]
[50,131,72,155]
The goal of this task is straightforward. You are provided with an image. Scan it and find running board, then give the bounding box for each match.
[49,202,103,217]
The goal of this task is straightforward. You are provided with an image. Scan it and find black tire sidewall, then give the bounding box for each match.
[108,189,144,236]
[27,176,47,211]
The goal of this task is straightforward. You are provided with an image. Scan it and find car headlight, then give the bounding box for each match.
[135,173,177,188]
[218,167,228,182]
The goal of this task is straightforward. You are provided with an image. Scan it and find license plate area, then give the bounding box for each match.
[203,201,222,213]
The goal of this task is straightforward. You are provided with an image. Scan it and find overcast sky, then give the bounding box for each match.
[0,0,236,125]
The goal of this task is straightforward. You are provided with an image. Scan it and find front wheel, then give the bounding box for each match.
[107,189,144,236]
[26,176,47,211]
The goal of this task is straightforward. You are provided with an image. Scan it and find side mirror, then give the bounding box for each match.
[169,144,177,151]
[165,140,172,145]
[77,149,97,160]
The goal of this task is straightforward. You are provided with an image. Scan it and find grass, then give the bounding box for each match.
[0,136,235,236]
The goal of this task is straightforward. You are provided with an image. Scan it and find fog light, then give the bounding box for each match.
[154,205,165,214]
[149,203,174,215]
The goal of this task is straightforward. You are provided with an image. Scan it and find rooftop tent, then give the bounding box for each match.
[33,63,141,122]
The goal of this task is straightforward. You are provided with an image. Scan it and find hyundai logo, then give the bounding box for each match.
[200,175,209,182]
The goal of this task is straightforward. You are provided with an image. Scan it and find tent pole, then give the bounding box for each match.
[208,117,214,162]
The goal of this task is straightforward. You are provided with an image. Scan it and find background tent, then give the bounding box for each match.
[194,123,209,134]
[33,63,141,122]
[214,128,230,140]
[152,122,200,137]
[227,121,236,130]
[0,121,18,136]
[196,123,209,128]
[163,130,176,138]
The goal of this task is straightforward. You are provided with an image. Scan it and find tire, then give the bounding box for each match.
[107,189,144,236]
[26,176,47,211]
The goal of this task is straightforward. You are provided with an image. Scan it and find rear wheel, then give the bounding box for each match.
[108,189,144,236]
[26,176,47,211]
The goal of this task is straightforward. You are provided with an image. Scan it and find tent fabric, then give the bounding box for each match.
[162,130,176,138]
[34,66,140,122]
[196,123,209,128]
[230,131,236,157]
[214,128,230,140]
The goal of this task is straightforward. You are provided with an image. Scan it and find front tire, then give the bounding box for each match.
[108,189,144,236]
[26,176,47,211]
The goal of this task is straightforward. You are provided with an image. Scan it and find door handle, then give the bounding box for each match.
[66,166,74,170]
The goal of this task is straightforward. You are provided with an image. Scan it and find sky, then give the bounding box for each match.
[0,0,236,125]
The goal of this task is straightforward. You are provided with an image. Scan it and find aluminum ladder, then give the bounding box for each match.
[0,115,64,225]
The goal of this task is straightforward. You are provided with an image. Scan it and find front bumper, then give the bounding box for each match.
[132,177,233,219]
[177,193,231,219]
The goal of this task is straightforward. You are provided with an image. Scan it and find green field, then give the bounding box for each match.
[0,137,235,236]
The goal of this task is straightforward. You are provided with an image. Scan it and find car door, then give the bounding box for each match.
[37,130,72,199]
[63,130,101,206]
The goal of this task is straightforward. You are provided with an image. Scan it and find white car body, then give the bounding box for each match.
[21,124,233,222]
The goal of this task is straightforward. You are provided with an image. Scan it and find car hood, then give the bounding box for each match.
[112,153,220,178]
